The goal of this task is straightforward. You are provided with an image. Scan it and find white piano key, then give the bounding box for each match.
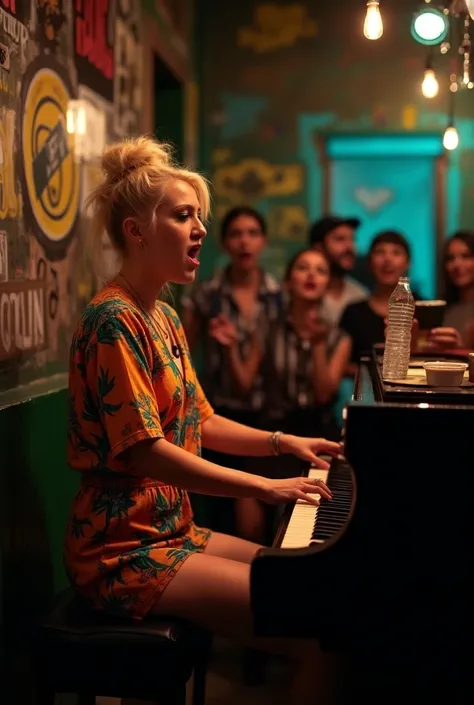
[280,467,328,549]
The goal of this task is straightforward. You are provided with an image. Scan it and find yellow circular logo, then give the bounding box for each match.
[21,60,80,258]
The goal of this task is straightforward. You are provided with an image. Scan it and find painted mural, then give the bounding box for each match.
[0,0,145,394]
[198,0,474,280]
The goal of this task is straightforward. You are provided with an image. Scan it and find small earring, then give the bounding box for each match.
[138,239,143,247]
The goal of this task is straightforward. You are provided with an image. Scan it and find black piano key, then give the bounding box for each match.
[311,458,353,542]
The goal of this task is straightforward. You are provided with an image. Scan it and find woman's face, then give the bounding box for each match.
[369,242,409,288]
[445,238,474,291]
[133,179,207,285]
[286,250,330,302]
[223,214,266,271]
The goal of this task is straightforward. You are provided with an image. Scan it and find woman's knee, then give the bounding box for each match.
[152,552,254,637]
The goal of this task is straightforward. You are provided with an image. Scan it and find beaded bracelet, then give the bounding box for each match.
[269,430,283,456]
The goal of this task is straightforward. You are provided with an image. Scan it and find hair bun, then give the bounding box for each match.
[101,136,174,183]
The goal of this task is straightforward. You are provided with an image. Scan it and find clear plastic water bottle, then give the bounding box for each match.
[382,276,415,380]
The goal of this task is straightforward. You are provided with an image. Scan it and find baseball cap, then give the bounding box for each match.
[309,215,361,246]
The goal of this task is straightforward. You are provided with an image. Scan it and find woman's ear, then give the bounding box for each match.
[123,217,143,247]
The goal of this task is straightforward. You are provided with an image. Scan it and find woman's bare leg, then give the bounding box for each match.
[204,530,261,563]
[235,497,267,543]
[153,552,339,704]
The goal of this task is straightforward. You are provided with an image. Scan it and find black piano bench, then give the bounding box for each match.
[32,590,212,705]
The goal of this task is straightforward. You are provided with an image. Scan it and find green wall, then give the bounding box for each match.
[0,381,79,701]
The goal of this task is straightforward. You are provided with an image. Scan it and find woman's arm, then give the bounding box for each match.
[126,435,334,503]
[201,414,341,467]
[201,413,275,455]
[310,335,353,405]
[127,437,266,498]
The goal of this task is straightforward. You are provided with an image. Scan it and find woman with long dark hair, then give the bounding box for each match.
[442,231,474,345]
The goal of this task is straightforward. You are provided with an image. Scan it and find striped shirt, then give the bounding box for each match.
[265,315,346,424]
[182,268,283,412]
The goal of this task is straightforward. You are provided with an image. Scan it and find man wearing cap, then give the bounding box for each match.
[309,215,369,327]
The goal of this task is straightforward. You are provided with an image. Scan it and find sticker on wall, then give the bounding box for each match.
[238,3,317,54]
[20,56,80,261]
[214,159,304,201]
[74,0,114,102]
[0,107,19,220]
[36,0,67,52]
[267,205,308,242]
[0,230,8,282]
[0,279,47,361]
[354,187,393,213]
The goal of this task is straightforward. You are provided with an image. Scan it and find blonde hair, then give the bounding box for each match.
[85,136,211,281]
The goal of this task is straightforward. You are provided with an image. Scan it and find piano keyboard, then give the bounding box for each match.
[280,457,353,549]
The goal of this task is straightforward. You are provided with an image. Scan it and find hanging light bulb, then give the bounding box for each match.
[364,1,383,40]
[443,125,459,150]
[422,69,439,98]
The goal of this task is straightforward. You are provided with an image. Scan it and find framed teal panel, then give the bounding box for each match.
[330,155,437,298]
[326,134,444,159]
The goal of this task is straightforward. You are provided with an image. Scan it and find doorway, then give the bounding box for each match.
[323,134,446,298]
[154,54,184,163]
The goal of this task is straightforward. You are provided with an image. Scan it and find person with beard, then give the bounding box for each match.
[309,216,368,327]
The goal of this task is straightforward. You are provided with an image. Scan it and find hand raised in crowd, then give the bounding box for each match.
[208,314,238,346]
[298,309,328,345]
[384,318,462,351]
[427,327,462,349]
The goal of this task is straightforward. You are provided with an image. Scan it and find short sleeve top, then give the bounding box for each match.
[67,283,213,475]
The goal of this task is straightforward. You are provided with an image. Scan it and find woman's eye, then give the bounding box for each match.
[176,212,189,221]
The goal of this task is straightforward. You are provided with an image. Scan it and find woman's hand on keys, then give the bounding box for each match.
[258,475,333,506]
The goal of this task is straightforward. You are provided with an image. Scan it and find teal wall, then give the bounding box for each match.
[196,0,474,281]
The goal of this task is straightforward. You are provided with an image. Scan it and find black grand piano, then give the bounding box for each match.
[251,351,474,703]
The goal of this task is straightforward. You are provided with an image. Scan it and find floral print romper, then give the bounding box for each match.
[64,284,212,619]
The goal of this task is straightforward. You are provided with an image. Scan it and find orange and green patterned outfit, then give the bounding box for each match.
[64,283,213,619]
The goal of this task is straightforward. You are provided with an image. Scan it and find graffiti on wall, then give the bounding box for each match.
[20,56,80,261]
[0,107,19,221]
[0,0,145,392]
[0,279,47,361]
[113,0,142,136]
[238,3,317,54]
[267,205,307,243]
[213,158,304,201]
[74,0,114,100]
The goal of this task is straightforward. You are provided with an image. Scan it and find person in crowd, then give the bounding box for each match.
[441,231,474,347]
[309,215,368,327]
[182,207,282,535]
[216,248,351,544]
[340,231,462,373]
[65,136,341,705]
[340,231,413,371]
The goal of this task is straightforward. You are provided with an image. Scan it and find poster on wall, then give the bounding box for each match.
[114,1,142,136]
[0,279,47,361]
[35,0,67,52]
[19,55,80,262]
[0,0,29,26]
[74,0,114,102]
